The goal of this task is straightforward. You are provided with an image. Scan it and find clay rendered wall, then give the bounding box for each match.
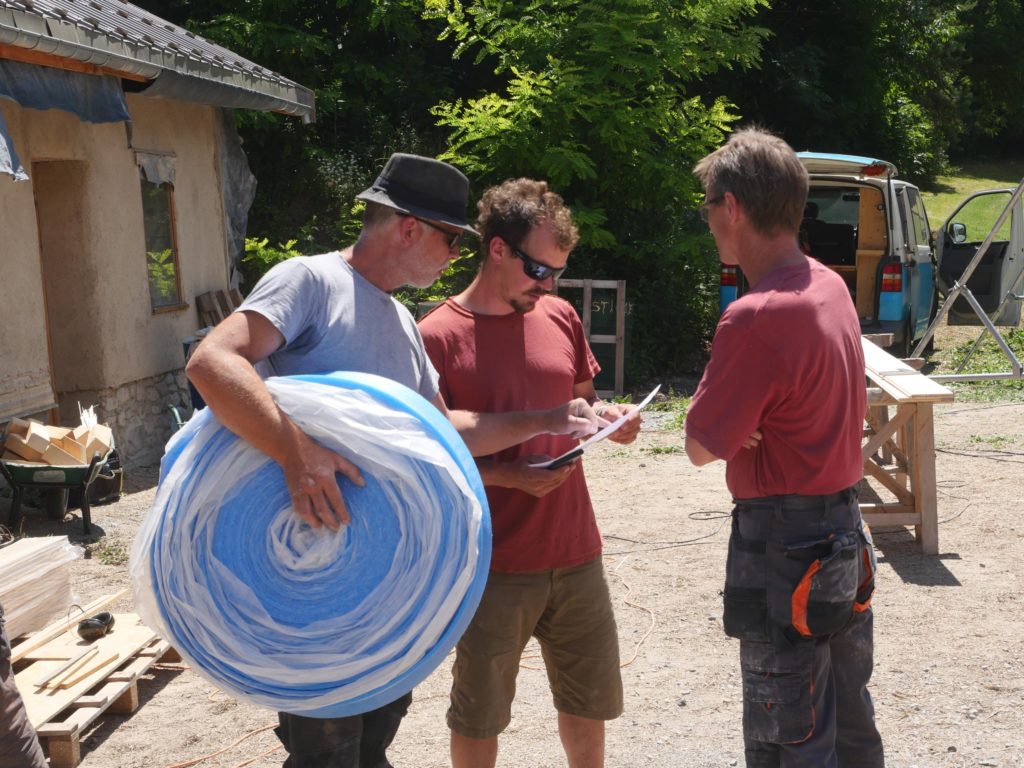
[2,92,233,464]
[0,100,55,420]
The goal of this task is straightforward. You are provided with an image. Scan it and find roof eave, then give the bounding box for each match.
[0,7,316,123]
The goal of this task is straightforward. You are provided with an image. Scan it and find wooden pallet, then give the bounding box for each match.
[196,287,243,328]
[14,614,180,768]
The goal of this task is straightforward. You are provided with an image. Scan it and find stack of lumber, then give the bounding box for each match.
[1,418,112,467]
[10,589,180,768]
[0,537,81,640]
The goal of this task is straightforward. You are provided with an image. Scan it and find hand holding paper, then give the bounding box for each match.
[530,385,661,469]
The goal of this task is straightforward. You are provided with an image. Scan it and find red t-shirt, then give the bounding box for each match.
[685,258,866,498]
[419,296,601,572]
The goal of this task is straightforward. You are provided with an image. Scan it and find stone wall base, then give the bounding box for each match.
[56,369,194,469]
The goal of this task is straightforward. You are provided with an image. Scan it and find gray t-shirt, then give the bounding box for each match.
[239,252,439,401]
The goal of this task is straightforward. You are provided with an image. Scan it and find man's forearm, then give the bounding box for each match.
[685,433,720,467]
[448,409,551,457]
[186,348,305,466]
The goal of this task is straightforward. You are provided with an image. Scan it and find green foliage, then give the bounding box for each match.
[91,540,130,567]
[880,84,946,182]
[716,0,967,184]
[146,249,180,306]
[944,328,1024,403]
[137,0,1024,376]
[431,0,767,377]
[239,237,303,289]
[958,0,1024,153]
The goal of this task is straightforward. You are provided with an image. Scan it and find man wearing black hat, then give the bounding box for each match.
[187,153,602,767]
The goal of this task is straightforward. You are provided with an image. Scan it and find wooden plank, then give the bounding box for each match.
[195,292,224,327]
[614,280,626,396]
[45,426,72,441]
[59,437,87,464]
[0,42,149,82]
[4,418,30,438]
[214,289,235,317]
[913,403,939,555]
[42,442,82,466]
[34,648,97,689]
[861,406,914,461]
[25,421,52,454]
[3,433,45,460]
[16,616,157,727]
[862,331,894,348]
[862,338,955,403]
[861,508,919,526]
[31,636,174,767]
[863,460,914,505]
[12,589,128,664]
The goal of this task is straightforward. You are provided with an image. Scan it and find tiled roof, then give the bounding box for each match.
[0,0,315,121]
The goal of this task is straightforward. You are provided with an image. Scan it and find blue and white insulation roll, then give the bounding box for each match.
[130,372,490,717]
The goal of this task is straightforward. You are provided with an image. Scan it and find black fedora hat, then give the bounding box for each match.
[356,153,479,236]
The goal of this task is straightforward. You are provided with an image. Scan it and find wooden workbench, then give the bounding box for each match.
[860,338,955,554]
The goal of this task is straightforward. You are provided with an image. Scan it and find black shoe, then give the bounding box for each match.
[77,611,115,640]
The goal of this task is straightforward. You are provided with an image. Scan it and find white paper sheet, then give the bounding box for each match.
[529,384,661,469]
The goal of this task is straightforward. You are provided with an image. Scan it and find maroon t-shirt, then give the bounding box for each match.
[419,296,601,572]
[686,258,866,498]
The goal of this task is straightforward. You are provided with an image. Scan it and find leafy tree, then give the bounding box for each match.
[431,0,768,377]
[716,0,967,183]
[141,0,465,253]
[956,0,1024,156]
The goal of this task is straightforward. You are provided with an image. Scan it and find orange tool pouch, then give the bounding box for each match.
[787,525,876,640]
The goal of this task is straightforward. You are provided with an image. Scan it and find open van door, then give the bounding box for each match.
[936,189,1024,326]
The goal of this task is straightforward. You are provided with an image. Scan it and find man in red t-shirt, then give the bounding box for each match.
[419,178,641,768]
[685,129,884,768]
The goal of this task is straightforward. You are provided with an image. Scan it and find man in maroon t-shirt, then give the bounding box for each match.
[419,179,641,768]
[685,129,884,768]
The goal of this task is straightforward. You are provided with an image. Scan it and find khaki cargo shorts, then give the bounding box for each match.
[447,557,623,739]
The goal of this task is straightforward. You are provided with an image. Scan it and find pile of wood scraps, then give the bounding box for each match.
[0,537,81,640]
[12,590,180,768]
[2,418,112,467]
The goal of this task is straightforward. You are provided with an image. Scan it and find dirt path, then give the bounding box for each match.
[5,397,1024,768]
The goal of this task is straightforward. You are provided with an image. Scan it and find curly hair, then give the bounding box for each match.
[476,178,579,253]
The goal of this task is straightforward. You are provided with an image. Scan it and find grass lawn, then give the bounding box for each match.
[917,158,1024,401]
[920,157,1024,224]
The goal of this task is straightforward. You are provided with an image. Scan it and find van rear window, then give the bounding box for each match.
[807,188,860,226]
[802,188,860,267]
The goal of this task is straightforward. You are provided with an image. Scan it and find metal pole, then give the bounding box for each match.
[913,177,1024,358]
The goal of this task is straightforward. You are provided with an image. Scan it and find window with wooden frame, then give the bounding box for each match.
[140,176,184,311]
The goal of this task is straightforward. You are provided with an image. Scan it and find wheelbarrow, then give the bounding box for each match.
[0,449,111,534]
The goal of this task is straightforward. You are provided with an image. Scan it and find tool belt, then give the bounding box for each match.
[722,488,876,648]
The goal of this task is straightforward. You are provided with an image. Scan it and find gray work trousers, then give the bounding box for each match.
[0,602,47,768]
[723,488,885,768]
[275,692,411,768]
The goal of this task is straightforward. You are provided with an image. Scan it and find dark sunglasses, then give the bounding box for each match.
[699,195,725,223]
[510,244,567,281]
[398,213,463,250]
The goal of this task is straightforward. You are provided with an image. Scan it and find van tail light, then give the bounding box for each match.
[720,265,737,287]
[881,263,902,292]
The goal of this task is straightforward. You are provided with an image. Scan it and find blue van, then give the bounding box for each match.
[719,152,937,357]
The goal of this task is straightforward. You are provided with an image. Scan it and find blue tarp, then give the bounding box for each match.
[0,108,26,181]
[0,58,130,124]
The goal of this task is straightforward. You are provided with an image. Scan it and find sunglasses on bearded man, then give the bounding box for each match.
[507,240,567,281]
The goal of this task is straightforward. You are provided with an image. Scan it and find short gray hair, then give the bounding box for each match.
[693,127,808,236]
